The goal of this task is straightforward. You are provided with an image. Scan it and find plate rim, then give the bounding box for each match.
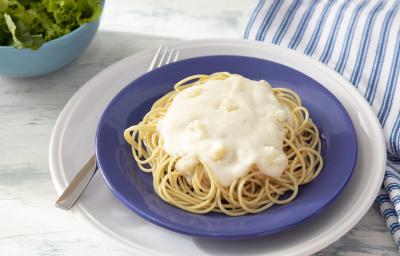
[49,39,386,256]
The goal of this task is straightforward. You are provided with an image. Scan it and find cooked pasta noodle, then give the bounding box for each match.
[124,72,323,216]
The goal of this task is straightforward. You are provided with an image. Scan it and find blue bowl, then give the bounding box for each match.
[0,11,102,77]
[96,55,358,239]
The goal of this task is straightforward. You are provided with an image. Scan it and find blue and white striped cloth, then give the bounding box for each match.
[245,0,400,246]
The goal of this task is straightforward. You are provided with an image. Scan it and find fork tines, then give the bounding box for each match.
[148,46,180,71]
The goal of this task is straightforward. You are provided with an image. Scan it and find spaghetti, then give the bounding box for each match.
[124,72,323,216]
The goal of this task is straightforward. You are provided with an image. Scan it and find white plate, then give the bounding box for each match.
[49,39,386,256]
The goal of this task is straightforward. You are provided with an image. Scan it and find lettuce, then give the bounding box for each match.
[0,0,102,50]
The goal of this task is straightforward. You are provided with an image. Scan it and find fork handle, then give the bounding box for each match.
[55,155,98,210]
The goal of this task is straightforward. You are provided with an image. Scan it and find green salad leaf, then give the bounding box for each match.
[0,0,102,50]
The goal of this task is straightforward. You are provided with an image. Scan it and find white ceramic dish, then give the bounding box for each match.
[49,39,386,256]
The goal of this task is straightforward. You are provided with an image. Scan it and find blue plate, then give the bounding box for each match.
[96,55,357,239]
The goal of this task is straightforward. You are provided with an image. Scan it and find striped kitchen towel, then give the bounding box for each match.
[245,0,400,246]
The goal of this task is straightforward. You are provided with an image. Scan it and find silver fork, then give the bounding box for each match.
[55,46,180,210]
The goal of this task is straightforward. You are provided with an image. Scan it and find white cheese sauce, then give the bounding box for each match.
[157,74,289,187]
